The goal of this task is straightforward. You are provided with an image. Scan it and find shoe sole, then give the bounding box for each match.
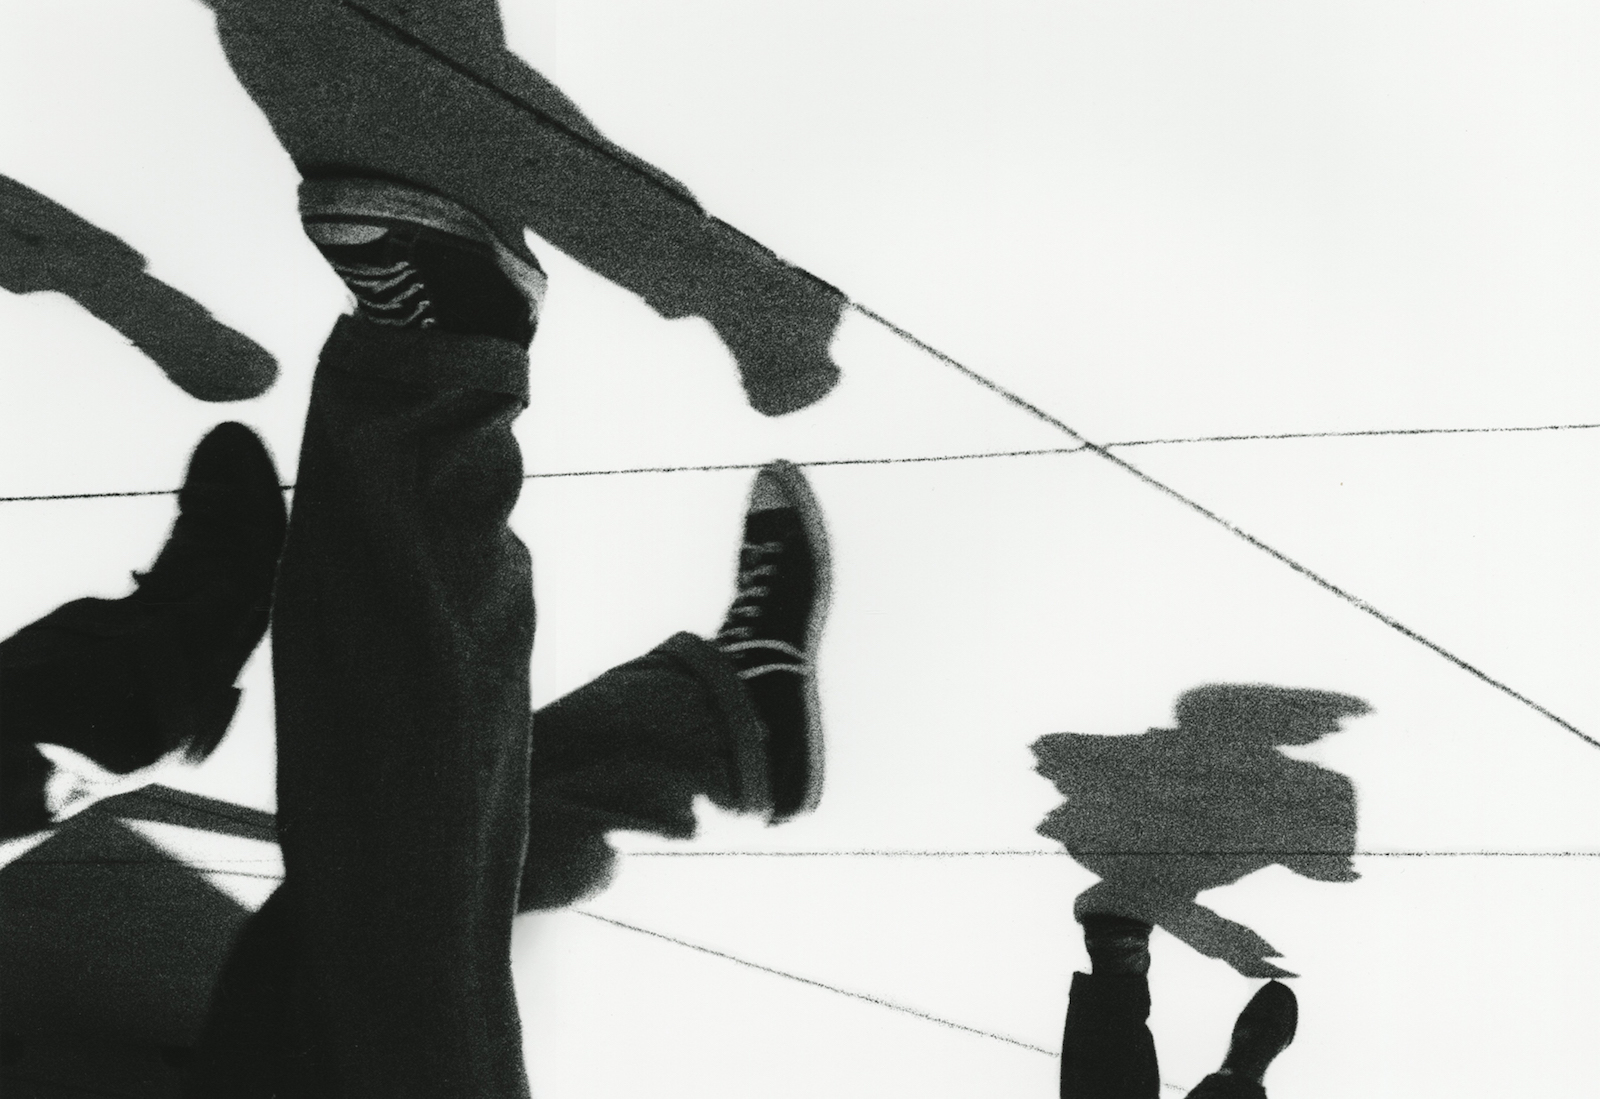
[298,176,548,312]
[760,459,832,821]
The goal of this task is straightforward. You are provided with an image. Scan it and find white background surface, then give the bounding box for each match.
[4,1,1600,1094]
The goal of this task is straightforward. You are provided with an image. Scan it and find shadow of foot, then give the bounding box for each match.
[0,175,278,402]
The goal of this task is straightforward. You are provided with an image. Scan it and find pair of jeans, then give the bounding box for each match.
[1060,973,1266,1099]
[186,316,767,1098]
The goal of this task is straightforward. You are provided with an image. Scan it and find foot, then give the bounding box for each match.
[714,461,831,822]
[0,423,286,838]
[298,175,548,346]
[1218,980,1299,1083]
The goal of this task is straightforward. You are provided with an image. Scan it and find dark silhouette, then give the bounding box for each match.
[0,175,278,402]
[0,787,269,1095]
[192,0,843,416]
[1061,966,1299,1099]
[1033,685,1369,977]
[0,424,287,842]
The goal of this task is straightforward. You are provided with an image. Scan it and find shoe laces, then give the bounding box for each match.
[325,249,437,328]
[715,541,783,643]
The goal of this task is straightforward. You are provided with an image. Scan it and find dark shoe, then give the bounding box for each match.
[713,461,831,822]
[299,176,547,346]
[1219,980,1298,1083]
[0,424,286,838]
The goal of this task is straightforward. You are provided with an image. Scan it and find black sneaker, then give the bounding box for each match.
[298,176,548,346]
[0,424,286,839]
[713,461,831,822]
[1219,980,1299,1083]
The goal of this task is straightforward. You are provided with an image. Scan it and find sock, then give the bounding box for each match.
[1081,914,1152,976]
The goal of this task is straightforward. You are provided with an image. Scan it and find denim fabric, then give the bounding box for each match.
[187,318,762,1097]
[192,315,536,1098]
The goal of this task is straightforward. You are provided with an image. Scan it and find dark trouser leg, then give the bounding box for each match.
[519,631,768,911]
[1060,972,1161,1099]
[1184,1075,1266,1099]
[192,635,760,1089]
[190,316,535,1098]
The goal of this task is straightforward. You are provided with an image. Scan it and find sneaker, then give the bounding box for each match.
[0,423,286,838]
[299,175,548,346]
[1219,980,1299,1083]
[714,461,831,822]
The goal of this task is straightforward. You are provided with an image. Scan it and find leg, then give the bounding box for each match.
[184,886,329,1099]
[1184,1075,1266,1099]
[1060,973,1161,1099]
[193,177,545,1098]
[269,317,534,1098]
[1060,915,1160,1099]
[519,632,768,911]
[520,460,833,910]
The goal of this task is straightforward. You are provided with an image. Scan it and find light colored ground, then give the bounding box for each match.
[3,2,1599,1095]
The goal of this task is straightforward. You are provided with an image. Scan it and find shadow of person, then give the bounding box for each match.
[1032,685,1369,978]
[193,0,843,416]
[0,175,278,402]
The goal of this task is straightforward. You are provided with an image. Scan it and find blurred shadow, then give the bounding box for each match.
[0,175,279,402]
[0,786,270,1045]
[1032,684,1369,977]
[196,0,843,415]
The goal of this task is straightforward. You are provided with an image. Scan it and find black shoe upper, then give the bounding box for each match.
[1221,980,1299,1082]
[716,507,817,675]
[0,423,286,838]
[715,493,825,821]
[304,219,536,347]
[132,422,287,758]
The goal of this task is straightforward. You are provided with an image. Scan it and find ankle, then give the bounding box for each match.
[1080,914,1152,976]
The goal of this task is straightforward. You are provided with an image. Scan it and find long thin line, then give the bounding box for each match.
[0,448,1084,504]
[0,487,196,503]
[851,306,1089,444]
[4,858,283,875]
[6,419,1591,502]
[287,0,1596,746]
[1092,442,1597,746]
[330,1,683,198]
[852,305,1594,748]
[12,419,1593,502]
[8,0,1590,752]
[524,446,1088,480]
[618,849,1600,858]
[575,909,1055,1055]
[1109,422,1600,449]
[0,484,295,504]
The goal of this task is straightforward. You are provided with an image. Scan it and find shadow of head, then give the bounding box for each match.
[1033,684,1372,975]
[1174,684,1371,748]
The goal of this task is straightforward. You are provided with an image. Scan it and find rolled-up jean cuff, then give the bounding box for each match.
[654,631,770,814]
[319,314,531,400]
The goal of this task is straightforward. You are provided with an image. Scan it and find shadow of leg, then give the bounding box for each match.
[0,175,278,402]
[202,0,843,415]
